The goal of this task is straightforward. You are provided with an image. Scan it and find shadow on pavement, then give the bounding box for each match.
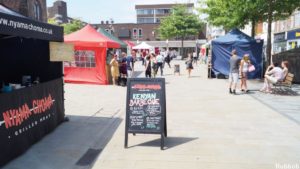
[132,71,144,78]
[129,136,198,150]
[3,115,122,169]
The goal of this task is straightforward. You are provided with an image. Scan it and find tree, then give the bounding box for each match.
[198,0,262,37]
[47,18,58,25]
[48,18,85,35]
[199,0,300,65]
[158,5,203,57]
[262,0,300,65]
[62,19,85,35]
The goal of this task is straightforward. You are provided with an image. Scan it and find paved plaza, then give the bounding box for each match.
[3,60,300,169]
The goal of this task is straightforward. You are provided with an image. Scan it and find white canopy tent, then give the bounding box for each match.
[132,42,153,50]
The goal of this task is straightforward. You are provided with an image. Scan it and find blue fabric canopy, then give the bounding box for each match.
[211,28,264,79]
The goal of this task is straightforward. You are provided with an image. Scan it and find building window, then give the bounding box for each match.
[155,9,171,15]
[138,28,142,38]
[64,50,96,68]
[133,28,138,39]
[137,17,155,23]
[137,9,154,15]
[33,0,42,21]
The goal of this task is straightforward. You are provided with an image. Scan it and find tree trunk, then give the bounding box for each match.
[266,0,273,66]
[251,19,256,38]
[181,36,184,59]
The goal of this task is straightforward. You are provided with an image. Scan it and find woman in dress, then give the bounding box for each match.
[240,54,251,92]
[110,54,119,85]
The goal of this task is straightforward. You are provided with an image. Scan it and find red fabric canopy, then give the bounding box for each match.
[64,24,120,48]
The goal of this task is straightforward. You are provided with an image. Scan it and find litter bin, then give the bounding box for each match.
[174,64,180,75]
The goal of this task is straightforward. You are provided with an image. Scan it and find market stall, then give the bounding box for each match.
[211,28,264,79]
[64,24,120,85]
[0,5,65,166]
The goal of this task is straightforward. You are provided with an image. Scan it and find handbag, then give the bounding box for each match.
[248,65,255,72]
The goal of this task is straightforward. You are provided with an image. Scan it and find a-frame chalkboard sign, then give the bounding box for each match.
[124,78,167,150]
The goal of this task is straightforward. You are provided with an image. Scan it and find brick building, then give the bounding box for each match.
[47,0,69,24]
[93,22,160,41]
[0,0,47,22]
[93,3,206,51]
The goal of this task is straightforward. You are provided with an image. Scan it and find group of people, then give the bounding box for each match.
[109,51,135,85]
[144,51,173,78]
[109,50,174,85]
[228,49,289,94]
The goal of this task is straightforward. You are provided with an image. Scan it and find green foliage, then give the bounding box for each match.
[199,0,300,31]
[198,0,261,31]
[62,19,85,35]
[199,0,300,64]
[158,5,203,40]
[47,18,58,25]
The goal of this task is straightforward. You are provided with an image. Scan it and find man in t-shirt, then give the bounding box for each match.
[126,51,135,78]
[156,52,164,76]
[228,49,240,94]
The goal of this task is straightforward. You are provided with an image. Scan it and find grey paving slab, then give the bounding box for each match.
[3,60,300,169]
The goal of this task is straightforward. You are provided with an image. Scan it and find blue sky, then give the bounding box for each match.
[47,0,198,24]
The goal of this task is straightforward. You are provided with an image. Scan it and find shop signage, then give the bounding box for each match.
[287,29,300,40]
[124,78,167,150]
[50,42,74,62]
[0,79,65,166]
[274,32,286,42]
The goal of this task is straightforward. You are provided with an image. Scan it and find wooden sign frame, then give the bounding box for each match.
[124,78,167,150]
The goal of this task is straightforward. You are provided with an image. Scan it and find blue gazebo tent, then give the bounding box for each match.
[211,28,264,79]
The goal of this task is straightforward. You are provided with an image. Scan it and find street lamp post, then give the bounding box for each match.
[166,39,169,51]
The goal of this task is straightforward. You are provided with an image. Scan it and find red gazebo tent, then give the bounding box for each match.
[64,24,120,85]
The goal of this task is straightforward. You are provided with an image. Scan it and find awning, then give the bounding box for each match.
[133,42,153,50]
[64,24,120,48]
[0,4,63,42]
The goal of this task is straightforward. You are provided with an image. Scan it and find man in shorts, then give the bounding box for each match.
[229,49,240,94]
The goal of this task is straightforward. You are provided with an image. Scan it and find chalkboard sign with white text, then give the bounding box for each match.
[124,78,167,150]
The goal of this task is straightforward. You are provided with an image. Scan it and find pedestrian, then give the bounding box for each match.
[151,53,158,78]
[156,52,164,76]
[164,52,171,68]
[109,54,119,85]
[145,55,152,78]
[239,54,251,92]
[193,51,197,65]
[120,52,128,78]
[229,49,240,94]
[126,51,135,78]
[185,53,193,78]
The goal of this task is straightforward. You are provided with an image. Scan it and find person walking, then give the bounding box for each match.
[229,49,240,94]
[145,55,152,78]
[240,54,251,92]
[109,54,119,85]
[193,51,198,65]
[156,52,164,76]
[185,54,193,77]
[126,51,135,78]
[164,52,171,68]
[151,53,158,78]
